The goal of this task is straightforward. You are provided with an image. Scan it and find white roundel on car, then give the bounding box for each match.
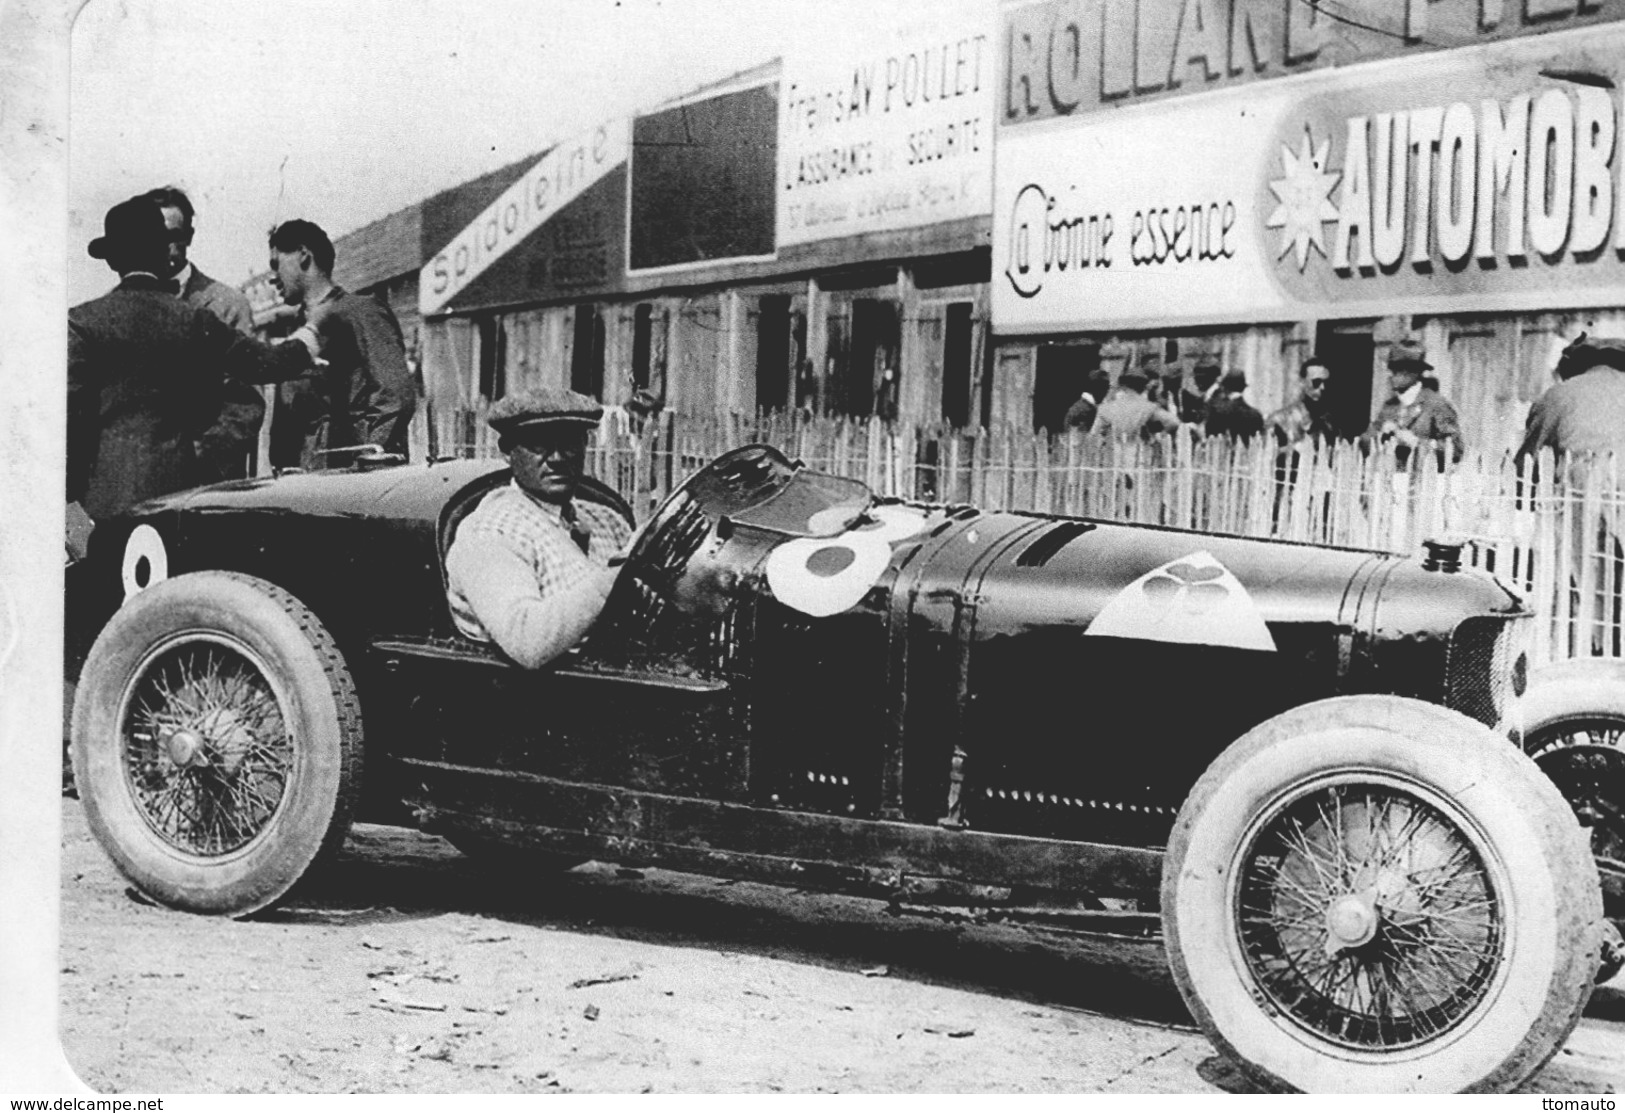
[1085,550,1276,652]
[845,504,929,545]
[766,531,894,618]
[121,524,169,600]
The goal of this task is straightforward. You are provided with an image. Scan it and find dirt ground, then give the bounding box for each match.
[55,799,1625,1094]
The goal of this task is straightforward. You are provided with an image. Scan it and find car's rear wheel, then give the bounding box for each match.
[1162,696,1602,1093]
[71,571,362,916]
[1507,656,1625,982]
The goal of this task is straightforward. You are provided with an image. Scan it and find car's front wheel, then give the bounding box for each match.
[1162,696,1602,1093]
[71,571,362,916]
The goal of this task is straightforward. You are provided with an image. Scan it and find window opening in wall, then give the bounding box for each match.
[755,294,792,413]
[1032,341,1100,434]
[790,309,809,412]
[632,304,653,391]
[571,303,606,399]
[979,328,995,430]
[942,302,974,428]
[844,299,900,419]
[477,315,506,402]
[1314,320,1377,437]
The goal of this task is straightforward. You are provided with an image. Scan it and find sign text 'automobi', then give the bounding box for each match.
[993,25,1625,333]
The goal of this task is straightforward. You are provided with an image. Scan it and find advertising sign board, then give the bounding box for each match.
[778,0,995,246]
[420,121,628,316]
[993,23,1625,334]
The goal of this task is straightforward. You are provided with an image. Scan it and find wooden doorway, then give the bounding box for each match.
[1313,320,1377,437]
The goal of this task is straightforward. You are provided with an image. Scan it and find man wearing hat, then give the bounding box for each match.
[1204,370,1265,440]
[69,195,323,525]
[1517,332,1625,463]
[1364,337,1464,465]
[445,388,633,669]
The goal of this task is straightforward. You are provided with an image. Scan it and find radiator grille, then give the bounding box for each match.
[1445,614,1529,728]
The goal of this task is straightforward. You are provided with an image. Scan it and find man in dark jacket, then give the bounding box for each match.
[267,219,416,468]
[1179,355,1222,426]
[1204,370,1265,440]
[1363,337,1464,466]
[1267,357,1338,447]
[68,197,322,523]
[145,185,263,479]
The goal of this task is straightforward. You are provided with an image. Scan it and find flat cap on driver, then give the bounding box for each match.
[486,387,604,435]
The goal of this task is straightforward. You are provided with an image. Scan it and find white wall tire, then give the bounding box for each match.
[71,572,363,916]
[1163,696,1603,1093]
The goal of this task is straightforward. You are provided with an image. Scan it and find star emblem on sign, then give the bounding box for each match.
[1265,125,1342,272]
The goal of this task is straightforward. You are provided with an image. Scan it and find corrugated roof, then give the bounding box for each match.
[332,202,424,291]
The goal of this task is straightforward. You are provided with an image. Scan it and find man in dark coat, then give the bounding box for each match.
[267,219,416,468]
[1179,355,1222,426]
[145,185,263,479]
[1062,369,1111,433]
[1268,357,1338,447]
[1204,371,1265,440]
[1363,337,1464,466]
[68,197,322,523]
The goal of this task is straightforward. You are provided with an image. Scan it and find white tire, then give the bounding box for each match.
[1163,696,1603,1093]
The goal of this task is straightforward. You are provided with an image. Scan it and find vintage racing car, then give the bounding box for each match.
[65,444,1618,1093]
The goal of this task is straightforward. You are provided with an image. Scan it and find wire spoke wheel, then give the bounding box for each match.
[1237,779,1502,1052]
[1164,696,1602,1093]
[122,635,294,857]
[1527,720,1625,891]
[73,571,362,915]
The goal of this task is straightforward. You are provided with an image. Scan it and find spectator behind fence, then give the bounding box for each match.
[69,196,323,527]
[1516,333,1625,465]
[1517,333,1625,657]
[1268,358,1338,447]
[1062,368,1112,433]
[874,363,899,424]
[1204,370,1264,440]
[1362,337,1464,467]
[1155,362,1184,419]
[146,186,262,479]
[1179,355,1222,426]
[1097,369,1181,440]
[267,219,416,468]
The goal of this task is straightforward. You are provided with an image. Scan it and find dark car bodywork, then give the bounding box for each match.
[66,445,1532,911]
